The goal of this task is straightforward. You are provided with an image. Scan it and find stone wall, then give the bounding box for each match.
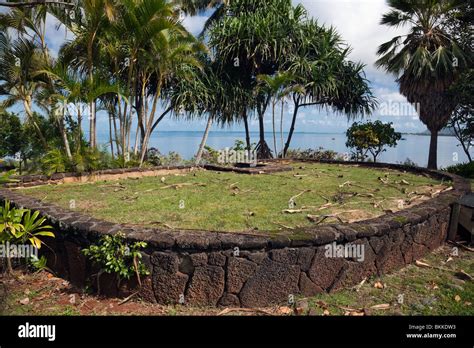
[0,161,470,307]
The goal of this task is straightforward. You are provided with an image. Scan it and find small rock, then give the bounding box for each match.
[19,297,30,305]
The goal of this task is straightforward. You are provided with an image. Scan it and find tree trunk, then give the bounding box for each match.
[243,109,251,150]
[23,99,48,150]
[113,108,120,157]
[283,100,299,157]
[280,99,284,158]
[195,115,213,165]
[428,129,438,169]
[77,107,82,153]
[89,100,96,148]
[108,111,115,160]
[139,90,160,166]
[59,111,73,161]
[272,100,277,157]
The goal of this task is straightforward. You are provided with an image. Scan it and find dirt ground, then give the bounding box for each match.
[0,244,472,316]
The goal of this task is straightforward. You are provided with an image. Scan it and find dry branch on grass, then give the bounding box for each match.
[307,213,344,224]
[447,240,474,252]
[289,189,311,203]
[160,182,206,190]
[217,307,275,316]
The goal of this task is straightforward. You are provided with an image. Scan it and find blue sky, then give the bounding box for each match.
[3,0,428,135]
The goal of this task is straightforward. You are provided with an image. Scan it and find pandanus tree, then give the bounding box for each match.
[376,0,471,169]
[281,20,376,157]
[208,0,308,159]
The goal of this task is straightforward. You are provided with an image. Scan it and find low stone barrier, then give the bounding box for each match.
[0,161,470,307]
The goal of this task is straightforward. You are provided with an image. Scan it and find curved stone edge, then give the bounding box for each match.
[0,160,470,307]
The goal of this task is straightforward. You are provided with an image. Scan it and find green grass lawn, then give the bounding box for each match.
[18,162,448,233]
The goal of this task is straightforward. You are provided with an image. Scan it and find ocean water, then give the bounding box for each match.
[97,131,472,169]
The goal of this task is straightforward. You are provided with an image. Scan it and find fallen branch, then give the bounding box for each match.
[289,189,311,203]
[282,209,305,214]
[415,260,455,273]
[217,307,275,316]
[307,214,344,225]
[161,182,206,189]
[118,291,139,306]
[447,240,474,252]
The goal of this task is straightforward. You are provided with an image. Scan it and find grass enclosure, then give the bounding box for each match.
[18,163,448,233]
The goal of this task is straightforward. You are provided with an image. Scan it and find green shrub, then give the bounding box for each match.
[346,121,401,162]
[444,161,474,178]
[40,149,68,175]
[82,232,149,281]
[0,170,18,185]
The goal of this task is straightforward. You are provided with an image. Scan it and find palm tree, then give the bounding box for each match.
[138,32,204,165]
[0,31,49,149]
[37,61,119,161]
[376,0,471,169]
[257,72,295,157]
[54,0,115,149]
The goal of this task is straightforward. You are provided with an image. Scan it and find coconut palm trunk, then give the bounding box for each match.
[59,109,73,161]
[280,99,284,157]
[195,114,213,165]
[283,100,299,157]
[23,98,48,149]
[272,100,277,156]
[108,111,115,160]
